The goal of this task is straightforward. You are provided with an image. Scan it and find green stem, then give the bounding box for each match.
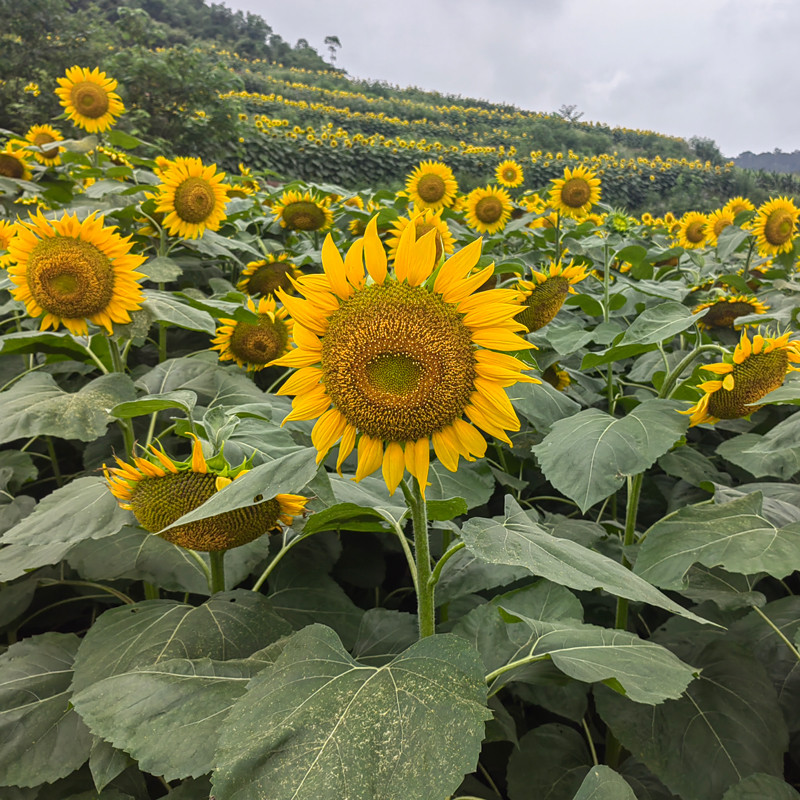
[251,534,300,592]
[752,605,800,662]
[582,717,600,767]
[658,344,727,399]
[184,547,212,586]
[401,479,435,638]
[485,652,548,692]
[554,211,562,262]
[143,582,160,600]
[429,541,465,589]
[45,436,63,488]
[38,578,134,605]
[107,336,135,456]
[209,550,226,594]
[742,238,756,282]
[383,514,418,594]
[81,341,110,374]
[613,472,643,631]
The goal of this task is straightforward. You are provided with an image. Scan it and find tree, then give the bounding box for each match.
[557,104,584,123]
[324,35,341,65]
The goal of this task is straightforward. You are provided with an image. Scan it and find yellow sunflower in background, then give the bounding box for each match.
[683,330,800,426]
[385,208,455,262]
[724,196,755,219]
[272,189,333,232]
[752,197,799,257]
[0,141,33,181]
[271,216,537,495]
[7,210,145,335]
[515,260,589,332]
[495,159,524,188]
[676,211,709,250]
[105,435,308,551]
[348,200,387,236]
[542,363,571,392]
[0,220,16,268]
[55,66,125,133]
[237,253,299,297]
[705,208,735,247]
[211,295,292,371]
[465,185,513,234]
[549,165,601,219]
[693,294,769,329]
[151,157,230,239]
[24,124,64,166]
[405,160,458,211]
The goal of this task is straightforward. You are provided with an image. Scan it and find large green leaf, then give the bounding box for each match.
[634,493,800,587]
[110,390,197,419]
[618,302,707,346]
[212,625,491,800]
[0,372,136,443]
[0,633,92,787]
[459,496,708,623]
[350,608,419,667]
[141,289,216,333]
[532,400,688,511]
[511,379,581,432]
[716,433,800,480]
[595,639,788,800]
[572,766,638,799]
[721,774,800,799]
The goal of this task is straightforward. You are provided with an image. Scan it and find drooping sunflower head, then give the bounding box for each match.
[272,189,333,232]
[237,253,299,297]
[724,196,755,219]
[151,157,230,240]
[24,124,64,166]
[542,363,571,392]
[405,160,458,211]
[548,165,602,219]
[271,216,538,495]
[0,141,33,181]
[105,435,309,551]
[385,208,455,264]
[465,185,513,235]
[676,211,709,250]
[694,294,769,330]
[515,260,589,332]
[211,295,293,371]
[752,197,799,257]
[55,66,125,134]
[7,210,146,336]
[495,159,524,188]
[226,162,260,198]
[682,330,800,426]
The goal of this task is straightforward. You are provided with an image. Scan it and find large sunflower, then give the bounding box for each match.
[211,295,293,371]
[464,185,513,234]
[405,161,458,211]
[385,208,455,262]
[237,253,299,297]
[105,435,308,551]
[152,157,230,239]
[515,260,589,332]
[0,141,33,181]
[271,217,537,494]
[693,294,769,330]
[495,159,525,188]
[24,124,64,166]
[705,208,735,247]
[676,212,709,250]
[55,66,125,133]
[724,196,755,218]
[7,210,145,335]
[683,330,800,426]
[548,165,601,219]
[752,197,799,257]
[272,189,333,232]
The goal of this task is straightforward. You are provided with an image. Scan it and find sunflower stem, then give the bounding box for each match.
[742,238,756,282]
[658,344,726,400]
[751,604,800,663]
[208,550,226,594]
[613,472,643,631]
[45,436,63,488]
[401,478,435,638]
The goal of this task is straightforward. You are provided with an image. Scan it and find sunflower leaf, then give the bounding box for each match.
[618,301,708,346]
[110,390,197,419]
[572,766,638,799]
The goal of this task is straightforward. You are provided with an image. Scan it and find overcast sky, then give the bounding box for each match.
[223,0,797,158]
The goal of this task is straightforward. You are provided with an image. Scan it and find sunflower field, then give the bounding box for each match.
[5,65,800,800]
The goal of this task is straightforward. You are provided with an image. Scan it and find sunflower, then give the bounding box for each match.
[752,197,799,257]
[385,208,455,263]
[211,296,292,371]
[676,212,709,250]
[24,124,64,166]
[0,141,33,181]
[683,330,800,426]
[542,363,570,392]
[55,66,125,133]
[348,200,386,236]
[515,260,589,332]
[271,216,537,495]
[7,210,145,335]
[0,219,16,268]
[705,208,735,246]
[151,157,230,239]
[405,161,458,211]
[105,435,308,551]
[464,185,513,234]
[724,196,755,218]
[548,165,601,219]
[272,189,333,232]
[495,159,524,188]
[237,253,299,297]
[693,294,769,329]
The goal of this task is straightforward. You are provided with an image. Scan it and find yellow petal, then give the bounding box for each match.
[701,362,734,374]
[405,227,437,287]
[311,408,348,464]
[336,424,357,474]
[364,215,388,283]
[404,438,430,493]
[432,427,461,472]
[471,327,535,351]
[722,374,735,391]
[281,386,331,423]
[276,366,323,396]
[382,441,406,495]
[215,476,232,491]
[321,233,352,300]
[393,216,419,283]
[355,435,383,481]
[344,238,366,289]
[433,237,483,296]
[190,435,207,473]
[452,418,488,459]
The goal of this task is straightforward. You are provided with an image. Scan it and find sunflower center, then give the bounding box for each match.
[26,236,115,319]
[560,178,591,208]
[244,262,293,296]
[713,217,731,237]
[0,154,24,179]
[685,221,706,243]
[129,470,282,551]
[707,350,789,419]
[703,301,755,328]
[321,282,476,441]
[764,210,795,246]
[229,316,289,365]
[475,196,503,224]
[282,201,325,231]
[516,276,570,332]
[174,176,216,223]
[70,81,110,119]
[33,132,59,159]
[416,174,446,203]
[503,168,517,181]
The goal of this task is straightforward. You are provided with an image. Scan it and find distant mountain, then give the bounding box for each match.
[734,150,800,175]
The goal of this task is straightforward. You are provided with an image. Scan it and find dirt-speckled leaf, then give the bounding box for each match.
[0,372,136,444]
[351,608,419,666]
[71,591,291,693]
[0,633,92,788]
[721,773,800,799]
[634,493,800,587]
[212,624,491,800]
[460,496,708,624]
[532,400,688,511]
[572,766,638,799]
